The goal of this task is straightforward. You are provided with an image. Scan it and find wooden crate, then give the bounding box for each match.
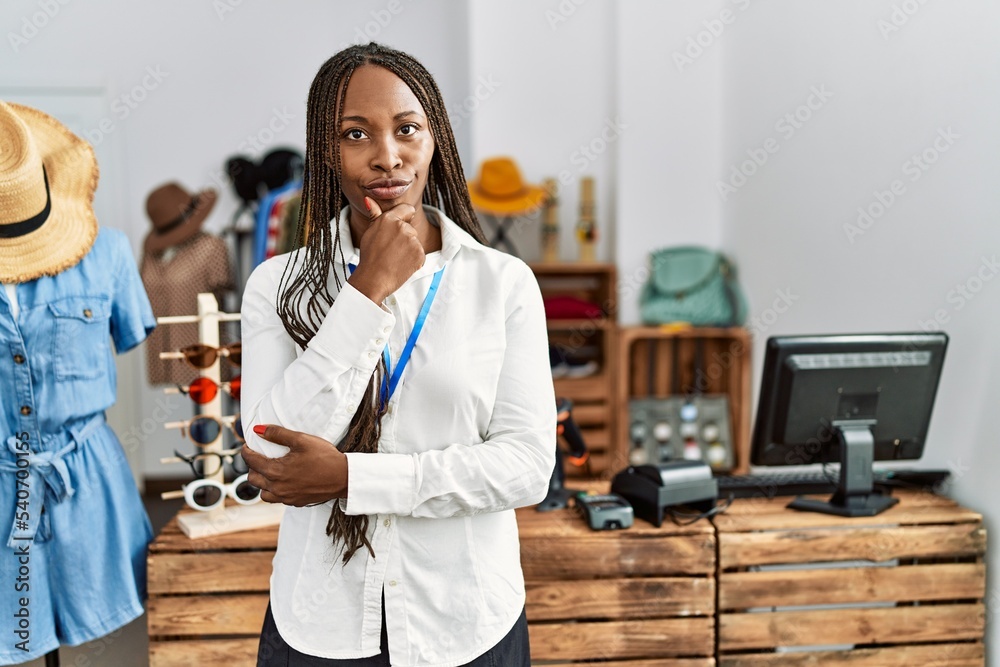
[530,263,619,480]
[714,489,986,666]
[617,326,752,474]
[516,502,716,665]
[147,507,274,667]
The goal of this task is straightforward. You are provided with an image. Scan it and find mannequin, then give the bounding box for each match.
[139,182,235,386]
[0,101,156,665]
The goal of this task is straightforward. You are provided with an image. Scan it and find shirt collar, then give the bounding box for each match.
[335,204,482,284]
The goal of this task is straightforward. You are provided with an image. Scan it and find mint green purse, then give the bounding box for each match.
[639,247,748,326]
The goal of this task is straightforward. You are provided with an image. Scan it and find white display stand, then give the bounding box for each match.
[156,292,284,538]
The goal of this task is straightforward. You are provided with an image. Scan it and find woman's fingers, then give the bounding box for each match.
[350,200,423,304]
[252,423,306,452]
[242,427,346,505]
[246,468,269,492]
[366,197,415,224]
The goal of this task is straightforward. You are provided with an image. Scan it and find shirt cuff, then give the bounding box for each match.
[308,282,395,370]
[343,452,415,516]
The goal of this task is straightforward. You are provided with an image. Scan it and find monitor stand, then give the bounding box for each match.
[788,423,899,517]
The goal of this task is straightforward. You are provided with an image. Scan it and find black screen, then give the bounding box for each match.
[751,333,948,467]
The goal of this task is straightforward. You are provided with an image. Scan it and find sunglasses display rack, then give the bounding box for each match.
[155,292,284,539]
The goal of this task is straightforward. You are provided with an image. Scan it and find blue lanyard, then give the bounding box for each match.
[347,262,446,409]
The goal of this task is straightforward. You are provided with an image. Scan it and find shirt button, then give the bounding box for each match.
[13,354,25,364]
[368,351,376,359]
[20,406,31,416]
[375,338,384,346]
[388,297,397,306]
[383,326,391,334]
[83,308,93,318]
[383,519,391,528]
[388,580,397,587]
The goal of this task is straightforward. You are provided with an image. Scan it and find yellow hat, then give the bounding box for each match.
[467,157,546,216]
[0,101,98,283]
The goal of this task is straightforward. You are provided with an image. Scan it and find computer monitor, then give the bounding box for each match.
[751,332,948,517]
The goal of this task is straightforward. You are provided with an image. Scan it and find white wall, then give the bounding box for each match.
[615,0,729,323]
[468,0,617,266]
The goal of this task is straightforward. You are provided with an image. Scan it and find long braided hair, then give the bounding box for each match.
[275,43,487,564]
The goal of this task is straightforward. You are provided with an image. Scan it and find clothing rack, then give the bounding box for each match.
[155,292,283,538]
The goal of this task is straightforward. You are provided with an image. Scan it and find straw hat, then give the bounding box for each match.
[143,183,217,255]
[0,101,99,283]
[467,156,546,216]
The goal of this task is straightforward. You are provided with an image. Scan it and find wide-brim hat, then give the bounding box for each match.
[0,101,99,283]
[467,156,546,216]
[143,183,217,255]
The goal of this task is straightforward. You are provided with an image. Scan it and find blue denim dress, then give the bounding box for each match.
[0,227,157,664]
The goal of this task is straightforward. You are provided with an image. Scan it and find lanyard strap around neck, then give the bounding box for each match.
[347,263,446,408]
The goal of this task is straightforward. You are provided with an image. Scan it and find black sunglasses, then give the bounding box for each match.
[173,448,248,478]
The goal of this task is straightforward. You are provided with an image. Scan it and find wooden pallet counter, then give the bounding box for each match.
[148,489,986,666]
[713,488,986,666]
[516,505,716,666]
[147,501,716,666]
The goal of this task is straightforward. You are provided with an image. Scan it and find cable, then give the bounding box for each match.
[667,494,735,526]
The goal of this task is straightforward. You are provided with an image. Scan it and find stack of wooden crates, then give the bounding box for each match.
[529,263,618,478]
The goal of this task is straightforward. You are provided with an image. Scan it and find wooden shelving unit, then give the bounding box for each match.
[529,263,617,479]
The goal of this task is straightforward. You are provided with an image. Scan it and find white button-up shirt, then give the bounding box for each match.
[241,205,556,665]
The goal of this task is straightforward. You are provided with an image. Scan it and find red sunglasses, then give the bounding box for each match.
[176,376,241,404]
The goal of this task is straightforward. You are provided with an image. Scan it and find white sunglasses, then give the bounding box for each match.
[182,473,261,512]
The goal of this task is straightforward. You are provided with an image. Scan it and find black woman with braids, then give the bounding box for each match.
[239,43,555,666]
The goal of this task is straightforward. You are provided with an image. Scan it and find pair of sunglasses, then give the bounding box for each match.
[160,472,261,511]
[181,343,241,369]
[161,343,242,369]
[174,414,244,447]
[172,448,248,477]
[183,473,260,512]
[176,376,241,404]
